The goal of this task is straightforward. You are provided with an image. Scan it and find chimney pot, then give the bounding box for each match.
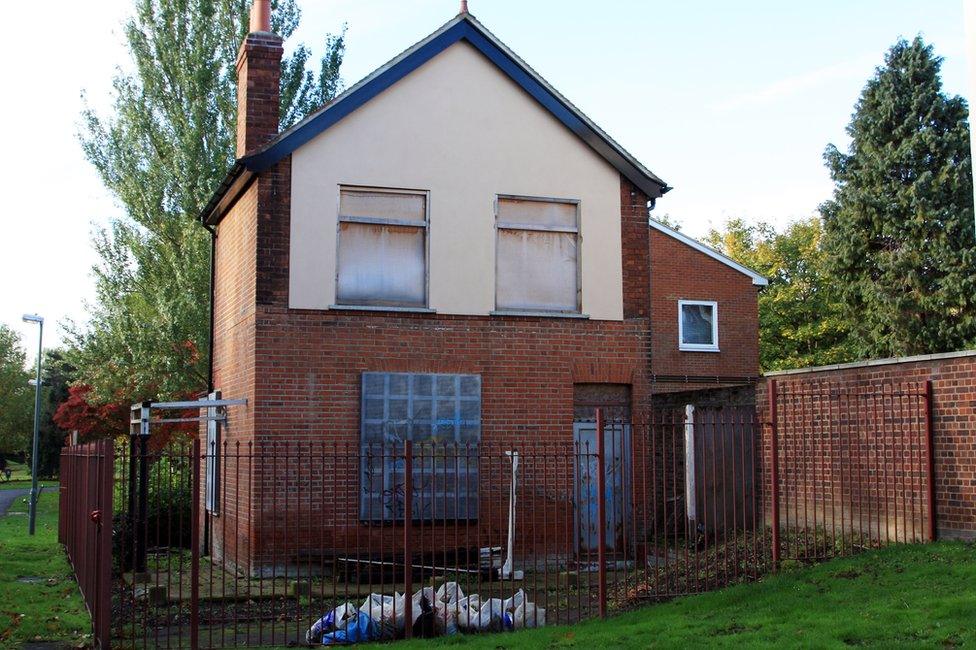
[249,0,271,33]
[460,1,468,14]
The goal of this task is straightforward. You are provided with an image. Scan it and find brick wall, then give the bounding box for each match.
[211,173,654,569]
[649,228,760,393]
[758,351,976,541]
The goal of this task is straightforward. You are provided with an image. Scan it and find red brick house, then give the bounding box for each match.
[200,3,764,567]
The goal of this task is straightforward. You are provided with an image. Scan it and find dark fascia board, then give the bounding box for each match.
[202,162,253,226]
[200,13,670,225]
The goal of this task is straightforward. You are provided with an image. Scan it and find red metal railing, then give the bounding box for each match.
[59,439,114,649]
[56,384,935,648]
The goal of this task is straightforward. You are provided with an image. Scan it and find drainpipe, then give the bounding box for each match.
[202,222,216,394]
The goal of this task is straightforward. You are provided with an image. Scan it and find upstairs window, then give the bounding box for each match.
[678,300,719,352]
[495,196,580,313]
[336,187,428,307]
[360,372,481,521]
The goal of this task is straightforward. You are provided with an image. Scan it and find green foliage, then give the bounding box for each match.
[0,325,33,457]
[706,218,855,371]
[71,0,346,403]
[652,214,683,231]
[820,37,976,358]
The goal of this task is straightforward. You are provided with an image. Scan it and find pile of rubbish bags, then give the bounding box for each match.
[306,582,546,645]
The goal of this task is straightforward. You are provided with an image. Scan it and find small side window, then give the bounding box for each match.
[678,300,718,352]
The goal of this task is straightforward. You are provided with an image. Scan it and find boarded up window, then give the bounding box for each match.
[496,196,580,312]
[336,188,427,307]
[360,372,481,521]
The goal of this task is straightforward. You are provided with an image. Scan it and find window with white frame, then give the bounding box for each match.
[678,300,719,351]
[495,196,580,313]
[336,187,428,307]
[360,372,481,521]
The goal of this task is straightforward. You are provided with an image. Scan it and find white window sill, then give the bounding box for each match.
[679,345,721,353]
[490,310,590,319]
[329,304,436,314]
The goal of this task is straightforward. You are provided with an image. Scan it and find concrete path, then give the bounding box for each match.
[0,488,31,516]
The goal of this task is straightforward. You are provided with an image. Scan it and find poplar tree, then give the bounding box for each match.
[74,0,345,402]
[820,37,976,358]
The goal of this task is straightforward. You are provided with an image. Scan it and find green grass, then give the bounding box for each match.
[383,542,976,649]
[0,489,91,648]
[0,460,58,491]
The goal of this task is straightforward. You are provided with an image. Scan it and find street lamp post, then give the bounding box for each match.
[22,314,43,536]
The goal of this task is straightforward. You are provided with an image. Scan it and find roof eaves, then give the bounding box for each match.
[649,218,769,286]
[200,161,252,226]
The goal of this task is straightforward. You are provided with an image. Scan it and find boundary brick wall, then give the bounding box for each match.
[758,350,976,541]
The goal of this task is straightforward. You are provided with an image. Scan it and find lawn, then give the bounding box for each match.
[0,460,58,491]
[0,489,91,648]
[385,542,976,649]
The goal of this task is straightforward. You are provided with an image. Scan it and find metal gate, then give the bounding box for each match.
[59,439,114,649]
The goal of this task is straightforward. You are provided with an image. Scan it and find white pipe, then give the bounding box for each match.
[684,405,697,522]
[502,451,520,579]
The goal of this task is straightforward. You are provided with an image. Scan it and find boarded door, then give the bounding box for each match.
[574,422,631,552]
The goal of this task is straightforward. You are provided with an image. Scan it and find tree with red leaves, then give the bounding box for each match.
[53,384,128,443]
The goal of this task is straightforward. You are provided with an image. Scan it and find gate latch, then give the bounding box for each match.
[89,509,102,525]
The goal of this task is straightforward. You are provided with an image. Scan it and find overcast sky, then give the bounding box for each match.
[0,0,971,350]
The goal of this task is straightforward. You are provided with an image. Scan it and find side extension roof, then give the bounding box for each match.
[202,11,670,225]
[649,219,769,286]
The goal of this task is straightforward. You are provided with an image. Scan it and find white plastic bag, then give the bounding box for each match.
[306,602,357,644]
[360,593,404,639]
[434,600,459,636]
[454,595,481,632]
[503,589,526,613]
[411,587,436,625]
[477,597,509,631]
[435,581,465,605]
[513,602,546,629]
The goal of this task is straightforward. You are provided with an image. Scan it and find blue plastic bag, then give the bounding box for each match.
[321,612,379,645]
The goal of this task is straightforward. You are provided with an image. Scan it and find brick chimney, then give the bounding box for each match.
[236,0,283,157]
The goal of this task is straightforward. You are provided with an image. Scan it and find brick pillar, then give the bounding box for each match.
[236,31,282,157]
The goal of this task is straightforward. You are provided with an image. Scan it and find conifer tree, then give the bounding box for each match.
[820,37,976,357]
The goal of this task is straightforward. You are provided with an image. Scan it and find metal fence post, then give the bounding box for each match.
[923,380,937,542]
[403,440,414,639]
[596,408,607,619]
[190,439,201,650]
[97,439,113,649]
[768,380,781,571]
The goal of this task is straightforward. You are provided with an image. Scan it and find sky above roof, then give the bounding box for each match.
[1,0,971,347]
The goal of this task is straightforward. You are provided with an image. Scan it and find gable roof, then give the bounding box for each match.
[649,219,769,286]
[202,12,670,225]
